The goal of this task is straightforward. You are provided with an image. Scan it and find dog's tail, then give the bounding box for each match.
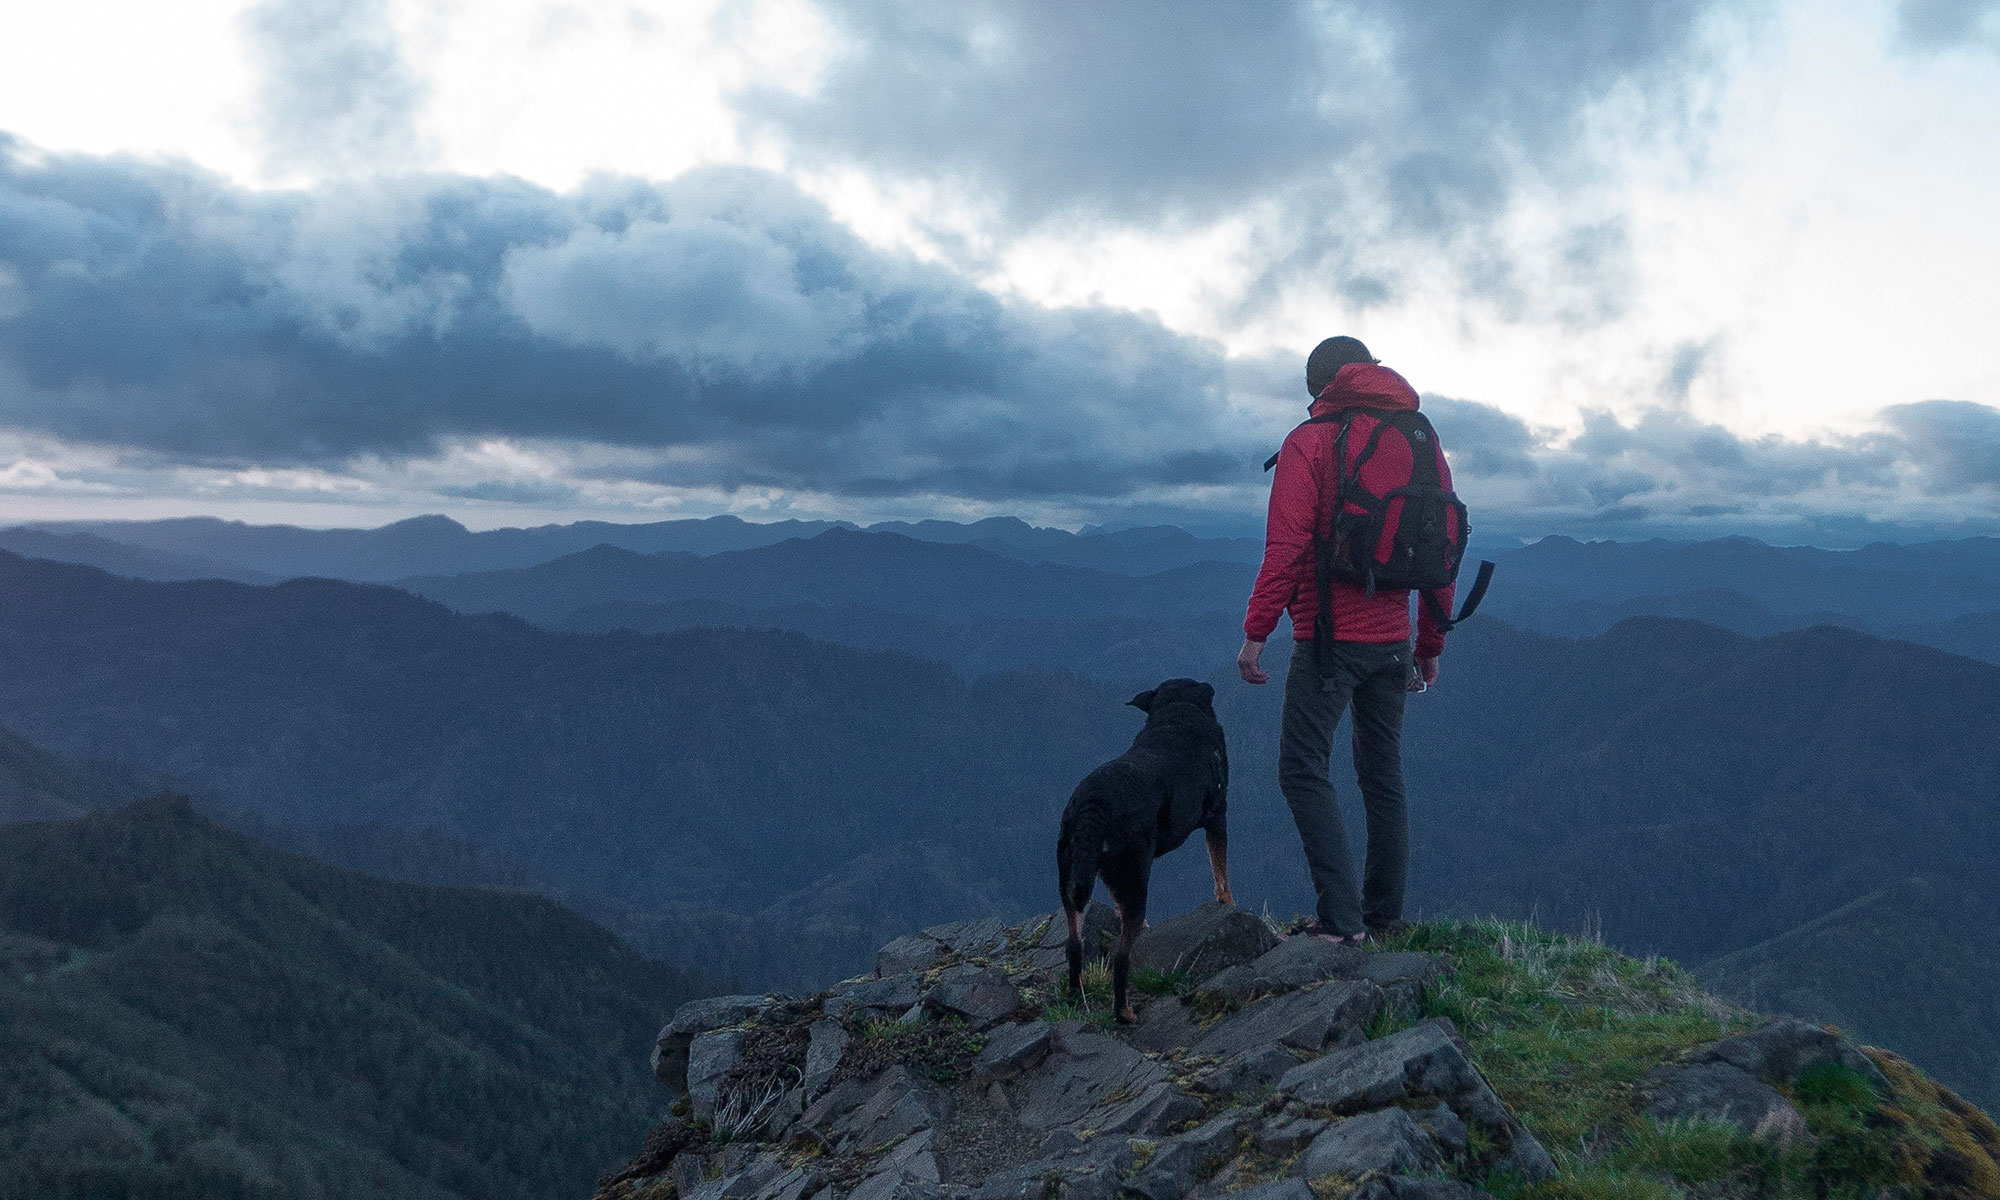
[1059,791,1106,913]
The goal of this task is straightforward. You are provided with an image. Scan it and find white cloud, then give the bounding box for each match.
[3,0,2000,539]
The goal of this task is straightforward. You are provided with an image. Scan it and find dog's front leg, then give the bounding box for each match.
[1205,826,1235,906]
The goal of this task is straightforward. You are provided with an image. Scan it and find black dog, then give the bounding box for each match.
[1056,677,1231,1023]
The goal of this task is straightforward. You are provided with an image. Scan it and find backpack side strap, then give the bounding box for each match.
[1421,559,1496,634]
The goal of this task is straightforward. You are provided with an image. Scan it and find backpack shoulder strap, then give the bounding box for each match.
[1262,413,1346,472]
[1397,410,1444,488]
[1345,408,1406,480]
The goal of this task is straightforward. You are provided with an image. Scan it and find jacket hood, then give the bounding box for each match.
[1309,363,1419,418]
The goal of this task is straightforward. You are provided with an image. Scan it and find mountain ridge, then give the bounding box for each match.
[5,549,2000,1108]
[0,793,696,1200]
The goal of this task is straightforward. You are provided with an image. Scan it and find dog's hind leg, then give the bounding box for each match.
[1205,825,1235,906]
[1063,905,1085,999]
[1104,860,1149,1025]
[1058,790,1107,1001]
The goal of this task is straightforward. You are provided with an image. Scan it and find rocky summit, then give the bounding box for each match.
[597,906,2000,1200]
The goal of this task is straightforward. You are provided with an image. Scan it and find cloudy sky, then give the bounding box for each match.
[2,0,1998,541]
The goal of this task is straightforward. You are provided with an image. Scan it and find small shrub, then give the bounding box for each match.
[1795,1061,1879,1114]
[835,1015,987,1084]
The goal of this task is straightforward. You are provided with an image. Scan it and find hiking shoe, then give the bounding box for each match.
[1291,920,1366,945]
[1365,919,1411,943]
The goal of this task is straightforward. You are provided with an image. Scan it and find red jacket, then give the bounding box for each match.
[1243,363,1456,658]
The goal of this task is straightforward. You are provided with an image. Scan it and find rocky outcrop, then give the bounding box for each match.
[1278,1020,1555,1180]
[603,904,1533,1200]
[606,905,1925,1200]
[1637,1014,1895,1146]
[655,995,772,1091]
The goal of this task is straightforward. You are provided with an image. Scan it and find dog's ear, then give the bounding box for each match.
[1194,682,1215,704]
[1127,689,1156,712]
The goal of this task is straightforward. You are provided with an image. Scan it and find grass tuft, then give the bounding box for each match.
[1130,965,1198,999]
[1605,1117,1761,1185]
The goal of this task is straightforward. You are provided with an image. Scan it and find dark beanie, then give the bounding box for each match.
[1305,336,1379,397]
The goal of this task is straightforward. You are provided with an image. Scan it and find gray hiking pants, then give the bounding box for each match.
[1279,638,1410,936]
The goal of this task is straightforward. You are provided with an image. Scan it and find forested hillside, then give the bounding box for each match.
[4,549,1998,1107]
[0,794,695,1200]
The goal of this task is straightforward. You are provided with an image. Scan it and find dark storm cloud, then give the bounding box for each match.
[242,0,427,173]
[1881,400,2000,491]
[1398,392,2000,543]
[1420,395,1542,479]
[1556,407,1900,500]
[6,139,1996,533]
[0,139,1251,501]
[741,0,1728,313]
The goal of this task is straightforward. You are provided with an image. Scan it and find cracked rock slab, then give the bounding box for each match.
[971,1130,1137,1200]
[828,974,926,1021]
[922,916,1018,959]
[687,1028,747,1123]
[1127,1111,1250,1200]
[1131,903,1280,978]
[1351,952,1448,1017]
[804,1019,850,1097]
[1197,936,1364,1004]
[1277,1019,1555,1181]
[849,1128,944,1200]
[1351,1177,1498,1200]
[1189,1045,1299,1101]
[1127,998,1198,1054]
[837,1066,947,1149]
[975,1022,1055,1081]
[923,964,1022,1030]
[1009,1026,1202,1137]
[1638,1060,1804,1138]
[1255,1114,1330,1156]
[1294,1106,1445,1181]
[1194,980,1383,1059]
[1686,1016,1892,1094]
[1223,1183,1317,1200]
[877,934,947,978]
[653,994,769,1090]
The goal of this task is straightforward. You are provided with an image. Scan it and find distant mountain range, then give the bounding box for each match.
[3,548,1998,1107]
[1478,532,2000,634]
[13,513,2000,673]
[6,513,1263,583]
[398,529,1252,627]
[0,793,694,1200]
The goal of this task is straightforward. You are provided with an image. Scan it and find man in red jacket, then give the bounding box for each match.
[1237,336,1456,945]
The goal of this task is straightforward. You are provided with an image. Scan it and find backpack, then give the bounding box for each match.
[1265,408,1495,662]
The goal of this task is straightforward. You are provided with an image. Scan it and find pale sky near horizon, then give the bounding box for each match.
[1,0,1998,541]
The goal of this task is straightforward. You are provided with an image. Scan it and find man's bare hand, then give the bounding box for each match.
[1408,656,1439,692]
[1237,638,1268,685]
